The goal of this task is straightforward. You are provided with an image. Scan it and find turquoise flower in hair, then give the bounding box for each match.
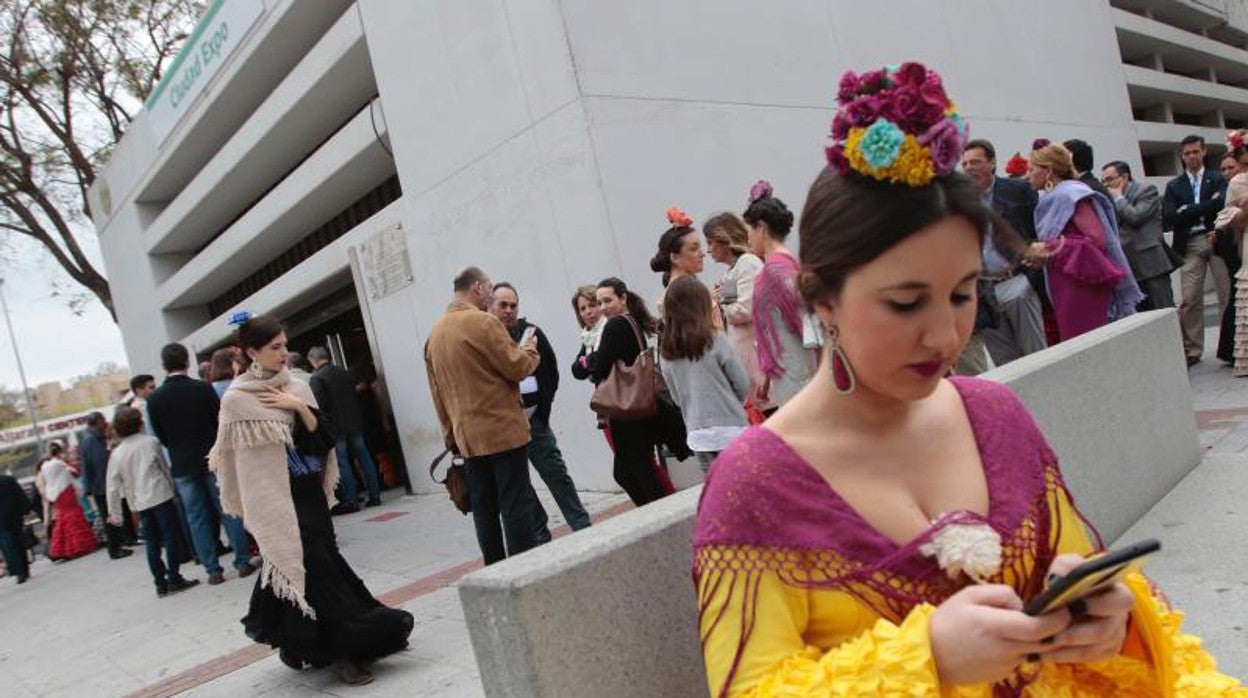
[949,113,967,137]
[858,119,905,171]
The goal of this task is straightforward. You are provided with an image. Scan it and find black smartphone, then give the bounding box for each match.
[1023,539,1160,616]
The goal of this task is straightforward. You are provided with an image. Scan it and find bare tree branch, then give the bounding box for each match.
[0,0,205,320]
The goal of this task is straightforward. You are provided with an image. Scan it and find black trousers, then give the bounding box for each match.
[465,446,543,564]
[92,494,135,555]
[608,419,668,506]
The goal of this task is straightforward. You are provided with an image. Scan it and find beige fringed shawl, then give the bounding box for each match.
[209,368,339,619]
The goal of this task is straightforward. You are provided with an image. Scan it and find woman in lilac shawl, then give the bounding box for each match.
[743,181,818,413]
[1024,140,1143,341]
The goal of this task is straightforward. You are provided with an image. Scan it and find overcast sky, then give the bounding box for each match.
[0,234,129,392]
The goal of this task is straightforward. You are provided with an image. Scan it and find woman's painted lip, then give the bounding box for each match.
[907,360,945,377]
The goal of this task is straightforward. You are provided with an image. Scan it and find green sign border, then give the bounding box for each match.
[145,0,229,110]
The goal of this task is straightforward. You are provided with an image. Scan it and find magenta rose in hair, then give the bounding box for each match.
[921,118,965,175]
[858,68,889,95]
[884,86,923,130]
[831,113,850,140]
[837,70,860,105]
[919,72,948,108]
[845,95,883,128]
[825,141,849,172]
[895,62,928,88]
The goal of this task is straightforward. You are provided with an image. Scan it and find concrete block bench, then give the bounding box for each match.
[458,309,1198,697]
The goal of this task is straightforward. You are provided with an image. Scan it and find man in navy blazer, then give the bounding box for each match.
[1162,135,1229,365]
[147,343,254,584]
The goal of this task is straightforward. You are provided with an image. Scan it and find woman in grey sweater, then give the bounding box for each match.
[658,277,750,473]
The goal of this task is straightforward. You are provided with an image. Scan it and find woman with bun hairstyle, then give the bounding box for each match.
[589,278,672,505]
[705,211,767,408]
[744,180,818,411]
[696,61,1240,697]
[1024,140,1141,341]
[650,207,706,288]
[210,314,413,686]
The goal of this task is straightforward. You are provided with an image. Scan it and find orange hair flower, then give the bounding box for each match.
[666,206,693,228]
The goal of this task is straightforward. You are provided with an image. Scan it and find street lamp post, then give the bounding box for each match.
[0,278,43,455]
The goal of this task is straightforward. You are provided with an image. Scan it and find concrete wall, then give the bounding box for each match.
[457,310,1200,698]
[984,309,1201,542]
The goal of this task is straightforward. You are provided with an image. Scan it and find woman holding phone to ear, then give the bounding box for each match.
[695,63,1244,697]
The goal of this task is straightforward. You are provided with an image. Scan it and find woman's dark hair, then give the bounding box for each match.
[236,314,286,367]
[649,225,697,286]
[703,212,750,258]
[743,194,795,241]
[210,348,238,382]
[112,406,143,438]
[596,277,659,335]
[659,277,715,361]
[48,441,63,457]
[798,169,991,305]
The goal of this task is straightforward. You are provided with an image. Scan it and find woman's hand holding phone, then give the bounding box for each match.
[930,584,1071,685]
[1033,554,1134,664]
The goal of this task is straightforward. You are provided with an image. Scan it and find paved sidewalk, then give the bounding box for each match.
[3,323,1247,696]
[0,483,631,697]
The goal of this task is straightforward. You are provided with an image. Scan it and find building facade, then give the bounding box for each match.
[90,0,1248,492]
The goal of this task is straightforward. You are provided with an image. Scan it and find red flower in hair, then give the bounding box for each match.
[666,206,693,228]
[1005,153,1029,177]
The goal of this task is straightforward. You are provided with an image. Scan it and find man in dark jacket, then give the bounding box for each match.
[0,473,32,583]
[1064,139,1113,200]
[491,283,591,531]
[960,140,1047,368]
[80,412,134,559]
[147,343,254,584]
[307,346,382,513]
[1162,135,1230,365]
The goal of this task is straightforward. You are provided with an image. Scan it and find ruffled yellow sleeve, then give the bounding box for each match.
[1036,486,1248,696]
[698,554,942,697]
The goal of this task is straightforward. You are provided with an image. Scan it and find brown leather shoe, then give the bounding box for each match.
[207,572,226,585]
[237,563,257,578]
[330,660,374,686]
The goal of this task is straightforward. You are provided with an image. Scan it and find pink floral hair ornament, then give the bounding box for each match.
[825,61,968,187]
[748,179,774,204]
[1228,130,1245,152]
[666,206,693,228]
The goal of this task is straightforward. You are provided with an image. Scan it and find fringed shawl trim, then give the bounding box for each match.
[209,367,339,620]
[752,252,805,380]
[693,377,1100,697]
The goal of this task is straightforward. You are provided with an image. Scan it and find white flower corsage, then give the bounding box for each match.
[918,519,1002,584]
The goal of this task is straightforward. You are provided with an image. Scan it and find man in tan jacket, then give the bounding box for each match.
[425,266,549,564]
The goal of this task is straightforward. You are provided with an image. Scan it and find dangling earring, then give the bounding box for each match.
[826,325,856,395]
[248,360,265,379]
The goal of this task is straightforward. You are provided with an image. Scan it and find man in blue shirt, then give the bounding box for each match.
[80,412,134,559]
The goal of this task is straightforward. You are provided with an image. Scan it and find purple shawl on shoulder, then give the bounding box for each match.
[751,252,804,380]
[1035,180,1144,320]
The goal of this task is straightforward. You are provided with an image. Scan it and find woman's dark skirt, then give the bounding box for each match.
[242,472,413,666]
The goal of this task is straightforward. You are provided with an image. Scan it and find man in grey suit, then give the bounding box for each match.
[1102,161,1177,311]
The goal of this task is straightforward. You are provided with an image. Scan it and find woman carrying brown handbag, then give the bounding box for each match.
[588,278,672,505]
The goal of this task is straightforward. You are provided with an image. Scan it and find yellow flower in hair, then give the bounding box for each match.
[891,136,937,187]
